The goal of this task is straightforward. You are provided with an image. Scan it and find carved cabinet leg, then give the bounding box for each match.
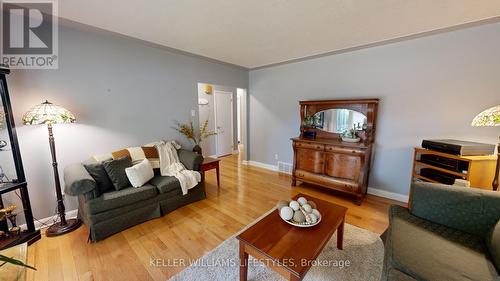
[355,195,364,206]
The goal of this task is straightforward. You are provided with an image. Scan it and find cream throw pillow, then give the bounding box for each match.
[125,159,154,187]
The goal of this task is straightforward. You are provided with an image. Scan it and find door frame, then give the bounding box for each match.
[236,88,247,161]
[214,90,234,157]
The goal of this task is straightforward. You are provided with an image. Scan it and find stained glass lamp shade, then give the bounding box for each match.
[21,101,81,236]
[22,100,75,125]
[472,104,500,191]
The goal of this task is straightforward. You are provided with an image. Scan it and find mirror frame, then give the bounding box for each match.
[299,99,379,143]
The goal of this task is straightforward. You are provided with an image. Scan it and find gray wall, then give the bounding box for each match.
[249,22,500,197]
[2,23,248,224]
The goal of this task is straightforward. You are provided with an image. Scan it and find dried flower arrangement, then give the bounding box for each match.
[172,119,216,145]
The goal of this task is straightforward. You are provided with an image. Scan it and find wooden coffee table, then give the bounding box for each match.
[237,194,347,281]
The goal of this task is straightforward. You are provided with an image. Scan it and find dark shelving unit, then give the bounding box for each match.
[0,66,41,250]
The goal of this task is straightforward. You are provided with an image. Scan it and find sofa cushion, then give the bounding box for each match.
[103,156,132,190]
[84,162,114,195]
[487,220,500,272]
[85,184,158,214]
[125,159,154,188]
[149,176,182,195]
[390,206,498,281]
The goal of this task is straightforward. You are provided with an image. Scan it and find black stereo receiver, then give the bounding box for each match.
[421,139,495,156]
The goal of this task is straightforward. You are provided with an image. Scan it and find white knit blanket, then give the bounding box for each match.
[154,141,201,195]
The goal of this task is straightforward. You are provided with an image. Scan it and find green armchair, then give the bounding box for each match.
[382,182,500,281]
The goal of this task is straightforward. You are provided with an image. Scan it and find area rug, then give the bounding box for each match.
[169,211,384,281]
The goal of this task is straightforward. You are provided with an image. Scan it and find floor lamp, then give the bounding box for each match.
[472,105,500,191]
[22,101,82,236]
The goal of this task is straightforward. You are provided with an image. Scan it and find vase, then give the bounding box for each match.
[192,144,202,155]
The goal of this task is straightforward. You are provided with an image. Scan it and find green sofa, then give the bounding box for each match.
[63,149,206,242]
[382,182,500,281]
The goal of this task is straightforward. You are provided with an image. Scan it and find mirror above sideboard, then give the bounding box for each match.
[310,109,367,134]
[299,99,379,143]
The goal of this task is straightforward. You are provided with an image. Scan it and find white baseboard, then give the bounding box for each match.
[241,160,249,165]
[247,160,408,203]
[19,209,78,231]
[367,187,408,203]
[247,160,278,171]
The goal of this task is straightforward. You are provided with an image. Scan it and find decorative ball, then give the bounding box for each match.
[276,200,289,211]
[309,213,318,223]
[302,204,312,213]
[311,209,320,218]
[293,210,306,223]
[308,201,317,209]
[289,201,300,211]
[280,207,294,221]
[297,197,308,206]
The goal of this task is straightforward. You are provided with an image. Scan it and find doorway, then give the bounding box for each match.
[197,83,247,160]
[214,90,234,157]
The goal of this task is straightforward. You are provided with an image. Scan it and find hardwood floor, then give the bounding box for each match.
[26,154,404,281]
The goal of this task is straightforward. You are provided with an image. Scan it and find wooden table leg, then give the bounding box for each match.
[337,218,344,250]
[239,241,248,281]
[216,164,220,188]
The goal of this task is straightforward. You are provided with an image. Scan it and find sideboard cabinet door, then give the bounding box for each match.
[325,153,362,182]
[296,148,324,174]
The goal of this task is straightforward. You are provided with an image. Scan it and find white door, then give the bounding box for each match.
[214,91,233,157]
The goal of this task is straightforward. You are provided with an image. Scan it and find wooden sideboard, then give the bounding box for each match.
[292,138,372,204]
[291,99,379,205]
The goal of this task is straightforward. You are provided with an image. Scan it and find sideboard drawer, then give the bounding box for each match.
[325,145,365,156]
[294,142,324,151]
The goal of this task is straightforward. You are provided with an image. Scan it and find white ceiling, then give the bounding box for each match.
[59,0,500,68]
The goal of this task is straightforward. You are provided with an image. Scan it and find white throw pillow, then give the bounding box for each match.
[125,158,154,187]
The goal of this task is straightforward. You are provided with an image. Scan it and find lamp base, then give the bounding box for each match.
[46,218,82,237]
[493,140,500,191]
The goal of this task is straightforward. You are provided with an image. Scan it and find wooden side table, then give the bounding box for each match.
[200,157,220,188]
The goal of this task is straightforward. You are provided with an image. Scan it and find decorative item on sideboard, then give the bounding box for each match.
[301,114,320,139]
[341,126,361,143]
[22,101,82,237]
[472,104,500,191]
